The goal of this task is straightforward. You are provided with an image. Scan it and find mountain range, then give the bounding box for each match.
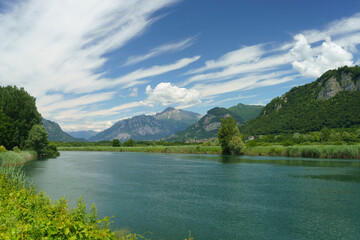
[89,107,202,142]
[241,66,360,135]
[166,103,263,141]
[42,119,85,142]
[66,130,98,140]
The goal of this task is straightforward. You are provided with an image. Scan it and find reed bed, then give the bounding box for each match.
[0,151,37,166]
[244,144,360,159]
[59,145,222,155]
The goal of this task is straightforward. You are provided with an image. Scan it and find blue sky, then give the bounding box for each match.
[1,0,360,131]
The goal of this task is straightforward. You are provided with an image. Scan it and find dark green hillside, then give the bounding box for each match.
[167,107,245,141]
[42,119,85,142]
[228,103,263,122]
[241,66,360,135]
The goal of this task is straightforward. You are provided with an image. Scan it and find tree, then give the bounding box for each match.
[0,86,42,148]
[123,138,135,147]
[25,125,49,157]
[112,139,121,147]
[0,109,15,149]
[218,117,244,154]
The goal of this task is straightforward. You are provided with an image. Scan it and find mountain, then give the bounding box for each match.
[42,119,85,142]
[89,108,202,142]
[241,66,360,135]
[67,130,98,140]
[228,103,264,122]
[167,103,263,141]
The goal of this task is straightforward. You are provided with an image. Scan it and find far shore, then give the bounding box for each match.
[58,144,360,159]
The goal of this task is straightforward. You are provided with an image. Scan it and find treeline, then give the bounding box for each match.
[55,139,200,147]
[0,86,58,158]
[246,127,360,147]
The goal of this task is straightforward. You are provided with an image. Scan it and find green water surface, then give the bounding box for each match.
[23,151,360,240]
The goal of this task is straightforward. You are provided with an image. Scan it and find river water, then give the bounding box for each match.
[23,151,360,240]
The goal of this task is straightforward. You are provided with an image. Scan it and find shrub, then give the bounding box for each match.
[0,145,6,152]
[13,146,21,153]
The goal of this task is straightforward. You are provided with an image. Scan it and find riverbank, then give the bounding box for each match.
[59,145,222,154]
[59,144,360,159]
[244,144,360,159]
[0,151,38,166]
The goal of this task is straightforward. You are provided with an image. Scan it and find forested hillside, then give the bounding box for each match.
[241,66,360,135]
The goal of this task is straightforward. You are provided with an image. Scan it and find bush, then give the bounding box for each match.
[0,145,6,152]
[13,146,20,153]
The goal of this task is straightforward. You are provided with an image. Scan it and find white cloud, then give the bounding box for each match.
[186,44,265,74]
[291,34,354,77]
[143,82,201,107]
[129,88,138,97]
[124,37,196,66]
[114,56,200,88]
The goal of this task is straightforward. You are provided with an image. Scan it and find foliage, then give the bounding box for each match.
[0,145,6,153]
[218,117,244,154]
[0,173,116,239]
[241,66,360,135]
[0,109,15,149]
[244,144,360,159]
[112,139,121,147]
[228,103,263,122]
[25,124,49,157]
[12,146,20,153]
[123,138,135,147]
[0,86,42,149]
[228,136,245,155]
[0,151,37,166]
[45,142,60,157]
[58,145,222,154]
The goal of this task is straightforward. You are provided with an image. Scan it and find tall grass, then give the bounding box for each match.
[59,145,222,155]
[244,144,360,159]
[0,150,37,166]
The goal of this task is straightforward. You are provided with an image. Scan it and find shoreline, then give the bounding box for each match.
[58,144,360,159]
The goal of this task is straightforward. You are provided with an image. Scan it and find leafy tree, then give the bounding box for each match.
[45,142,60,157]
[25,124,49,157]
[123,138,135,147]
[112,139,121,147]
[0,86,41,148]
[0,109,15,149]
[218,117,244,154]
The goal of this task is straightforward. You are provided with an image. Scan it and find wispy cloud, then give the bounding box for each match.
[0,0,180,115]
[124,36,196,66]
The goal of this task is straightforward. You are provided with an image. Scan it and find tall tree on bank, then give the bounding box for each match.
[0,86,42,149]
[218,117,244,155]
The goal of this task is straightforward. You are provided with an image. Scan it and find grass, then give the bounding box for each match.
[0,150,37,166]
[59,144,360,159]
[59,145,222,155]
[244,144,360,159]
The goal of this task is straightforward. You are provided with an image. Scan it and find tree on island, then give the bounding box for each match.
[218,117,244,155]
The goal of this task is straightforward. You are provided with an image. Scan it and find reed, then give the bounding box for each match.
[244,144,360,159]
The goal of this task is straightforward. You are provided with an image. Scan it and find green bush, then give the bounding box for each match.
[13,146,20,153]
[0,145,6,152]
[0,174,115,239]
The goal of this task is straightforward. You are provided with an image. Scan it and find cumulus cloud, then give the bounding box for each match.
[291,34,354,77]
[143,82,201,107]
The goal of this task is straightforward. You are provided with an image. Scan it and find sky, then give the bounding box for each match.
[1,0,360,132]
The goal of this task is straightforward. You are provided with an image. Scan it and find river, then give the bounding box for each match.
[23,151,360,240]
